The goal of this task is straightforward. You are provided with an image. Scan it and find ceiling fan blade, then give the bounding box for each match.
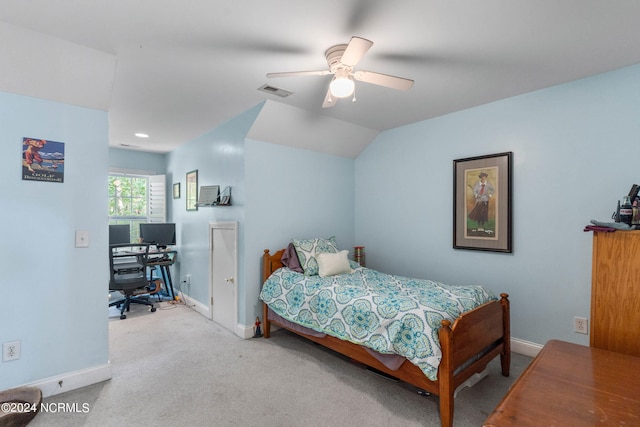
[353,70,414,90]
[322,87,336,108]
[267,70,331,78]
[340,36,373,67]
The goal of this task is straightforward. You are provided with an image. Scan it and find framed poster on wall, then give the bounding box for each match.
[21,137,65,183]
[186,170,198,211]
[453,151,513,253]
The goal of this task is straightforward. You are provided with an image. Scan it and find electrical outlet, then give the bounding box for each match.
[3,340,21,362]
[574,317,588,334]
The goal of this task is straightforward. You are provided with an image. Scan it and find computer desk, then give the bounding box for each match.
[112,247,177,301]
[147,249,177,301]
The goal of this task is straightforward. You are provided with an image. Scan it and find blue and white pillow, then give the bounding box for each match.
[292,236,339,276]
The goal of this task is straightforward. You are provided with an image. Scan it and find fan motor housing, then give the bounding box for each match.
[325,44,348,71]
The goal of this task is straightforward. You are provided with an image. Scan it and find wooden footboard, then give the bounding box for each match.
[261,249,510,427]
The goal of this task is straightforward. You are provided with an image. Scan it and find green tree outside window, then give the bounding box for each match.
[108,174,148,242]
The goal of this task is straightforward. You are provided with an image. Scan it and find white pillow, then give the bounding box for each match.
[317,250,352,277]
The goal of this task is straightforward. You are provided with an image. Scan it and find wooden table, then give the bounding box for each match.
[483,339,640,426]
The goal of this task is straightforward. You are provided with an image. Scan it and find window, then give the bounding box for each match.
[108,172,166,242]
[108,174,148,242]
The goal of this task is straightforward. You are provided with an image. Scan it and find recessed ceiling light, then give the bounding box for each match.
[134,133,149,138]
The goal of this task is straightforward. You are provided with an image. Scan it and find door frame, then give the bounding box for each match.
[208,221,238,334]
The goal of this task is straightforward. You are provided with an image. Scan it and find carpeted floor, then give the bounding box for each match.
[30,301,532,427]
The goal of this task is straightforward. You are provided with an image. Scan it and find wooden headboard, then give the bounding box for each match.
[262,248,285,284]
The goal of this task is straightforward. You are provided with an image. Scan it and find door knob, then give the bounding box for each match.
[224,277,234,283]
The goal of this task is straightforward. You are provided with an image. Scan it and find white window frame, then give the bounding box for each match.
[108,173,166,241]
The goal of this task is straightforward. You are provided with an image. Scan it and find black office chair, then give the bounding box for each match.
[109,243,158,319]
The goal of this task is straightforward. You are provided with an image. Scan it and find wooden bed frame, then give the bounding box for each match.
[261,249,511,427]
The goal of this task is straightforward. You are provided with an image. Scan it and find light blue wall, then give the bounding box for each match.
[355,63,640,347]
[163,101,356,327]
[165,104,261,323]
[108,147,166,175]
[244,139,355,321]
[0,92,110,390]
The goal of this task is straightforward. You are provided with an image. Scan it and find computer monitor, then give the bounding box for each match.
[139,223,176,249]
[109,224,130,245]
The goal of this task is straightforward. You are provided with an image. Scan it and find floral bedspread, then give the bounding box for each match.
[259,265,497,381]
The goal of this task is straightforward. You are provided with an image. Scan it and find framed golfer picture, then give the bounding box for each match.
[453,151,513,253]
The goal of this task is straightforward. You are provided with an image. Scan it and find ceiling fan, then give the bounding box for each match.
[266,36,414,108]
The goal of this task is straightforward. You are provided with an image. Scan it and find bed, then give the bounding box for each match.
[260,242,510,427]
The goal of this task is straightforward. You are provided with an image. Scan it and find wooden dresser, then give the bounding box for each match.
[590,230,640,357]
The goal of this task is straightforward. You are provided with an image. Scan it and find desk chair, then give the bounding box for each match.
[109,243,158,319]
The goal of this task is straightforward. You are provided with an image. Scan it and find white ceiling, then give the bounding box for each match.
[2,1,640,156]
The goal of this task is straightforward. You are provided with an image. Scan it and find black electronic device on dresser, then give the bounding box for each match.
[613,184,640,226]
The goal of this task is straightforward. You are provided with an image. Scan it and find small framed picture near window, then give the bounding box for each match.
[173,183,180,199]
[186,170,198,211]
[453,151,513,253]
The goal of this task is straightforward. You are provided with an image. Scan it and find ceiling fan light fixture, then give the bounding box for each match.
[267,36,413,109]
[329,75,354,98]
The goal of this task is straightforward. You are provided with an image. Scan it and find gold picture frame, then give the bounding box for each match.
[186,170,198,211]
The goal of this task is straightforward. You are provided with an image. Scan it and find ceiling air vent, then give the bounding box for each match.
[258,84,292,98]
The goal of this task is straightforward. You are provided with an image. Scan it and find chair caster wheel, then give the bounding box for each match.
[120,314,127,319]
[151,307,156,312]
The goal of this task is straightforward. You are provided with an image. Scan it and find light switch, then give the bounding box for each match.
[75,230,90,248]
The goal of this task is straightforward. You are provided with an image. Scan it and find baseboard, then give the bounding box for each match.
[452,337,541,397]
[180,293,252,339]
[237,323,256,339]
[23,363,112,398]
[454,370,488,398]
[180,292,211,319]
[511,337,543,358]
[451,337,541,397]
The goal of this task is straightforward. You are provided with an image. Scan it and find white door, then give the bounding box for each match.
[210,222,237,334]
